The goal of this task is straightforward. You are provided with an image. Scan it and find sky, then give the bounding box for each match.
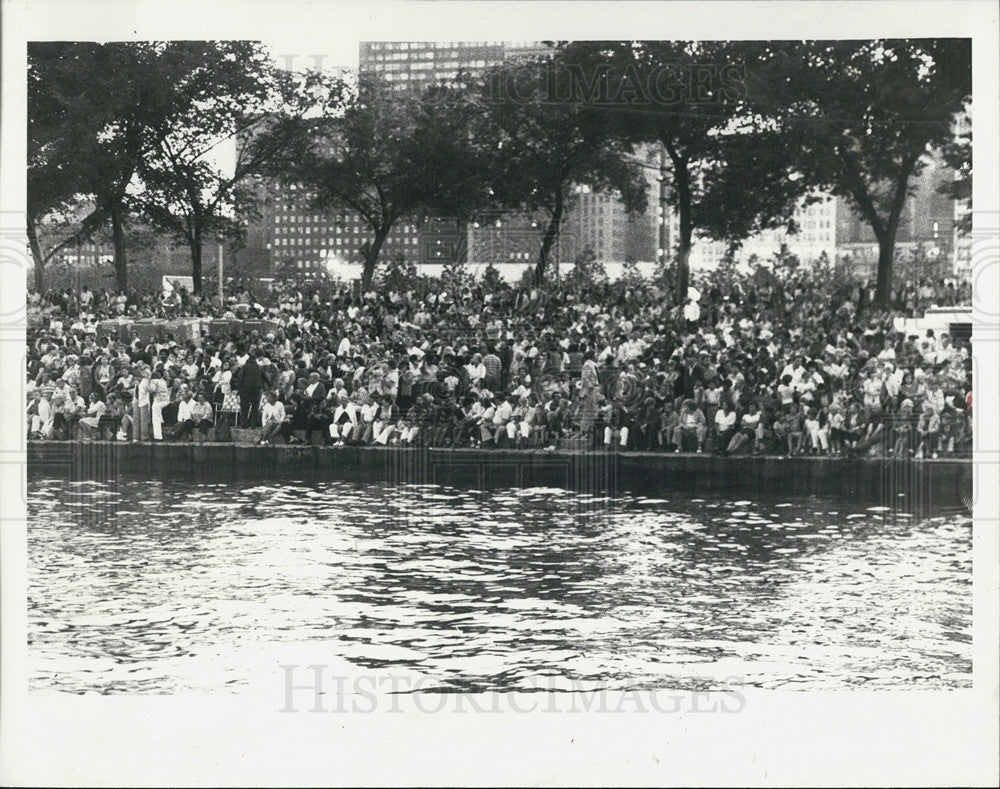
[211,40,359,178]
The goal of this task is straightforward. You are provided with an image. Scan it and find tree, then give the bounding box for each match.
[28,41,293,293]
[28,41,186,292]
[556,41,812,306]
[136,47,337,293]
[749,39,972,305]
[272,76,488,291]
[25,200,103,292]
[27,43,117,290]
[479,262,503,292]
[565,246,607,291]
[476,55,648,287]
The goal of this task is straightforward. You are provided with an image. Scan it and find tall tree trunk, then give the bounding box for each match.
[874,174,911,307]
[667,144,693,308]
[361,225,390,292]
[535,190,565,287]
[26,217,45,292]
[675,182,693,308]
[875,231,895,307]
[851,156,916,309]
[190,228,203,294]
[110,202,128,293]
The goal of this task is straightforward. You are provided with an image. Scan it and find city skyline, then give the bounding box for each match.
[36,39,971,286]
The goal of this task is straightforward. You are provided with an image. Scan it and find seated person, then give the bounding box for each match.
[672,399,707,452]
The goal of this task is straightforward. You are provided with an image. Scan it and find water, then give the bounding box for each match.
[27,479,972,693]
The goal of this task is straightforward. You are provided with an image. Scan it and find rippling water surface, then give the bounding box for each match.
[28,479,971,693]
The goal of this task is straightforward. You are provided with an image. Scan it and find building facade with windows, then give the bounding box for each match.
[258,41,548,280]
[265,43,973,283]
[267,183,424,278]
[361,40,649,279]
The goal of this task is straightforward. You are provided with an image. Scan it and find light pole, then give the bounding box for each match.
[217,240,224,304]
[75,235,82,297]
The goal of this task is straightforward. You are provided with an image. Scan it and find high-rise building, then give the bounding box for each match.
[563,186,630,264]
[361,41,500,92]
[266,182,426,278]
[359,41,550,90]
[260,40,668,281]
[361,41,659,279]
[361,41,561,278]
[257,41,553,280]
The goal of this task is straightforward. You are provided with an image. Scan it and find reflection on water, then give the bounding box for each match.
[28,479,971,693]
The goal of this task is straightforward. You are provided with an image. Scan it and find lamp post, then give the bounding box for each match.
[75,235,82,297]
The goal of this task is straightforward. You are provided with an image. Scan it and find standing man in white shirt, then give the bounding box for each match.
[148,369,170,441]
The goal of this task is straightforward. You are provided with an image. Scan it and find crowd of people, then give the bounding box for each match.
[25,263,974,459]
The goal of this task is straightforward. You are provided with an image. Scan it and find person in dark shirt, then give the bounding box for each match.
[234,353,266,428]
[498,340,514,390]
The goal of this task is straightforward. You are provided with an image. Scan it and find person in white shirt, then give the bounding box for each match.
[171,391,210,440]
[918,334,937,365]
[29,390,54,438]
[329,394,358,444]
[80,392,107,439]
[148,370,171,440]
[353,395,380,443]
[713,402,737,452]
[861,369,884,412]
[509,378,532,400]
[804,406,829,454]
[935,335,956,366]
[516,396,539,447]
[883,362,904,400]
[258,392,287,444]
[371,396,398,445]
[726,402,761,454]
[63,387,86,428]
[475,394,496,446]
[465,354,486,388]
[181,355,200,380]
[491,395,514,445]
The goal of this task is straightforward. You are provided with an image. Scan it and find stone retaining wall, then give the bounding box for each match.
[26,440,973,511]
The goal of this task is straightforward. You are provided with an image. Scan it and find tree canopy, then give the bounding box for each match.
[746,39,972,304]
[29,38,972,303]
[268,75,489,290]
[475,54,649,286]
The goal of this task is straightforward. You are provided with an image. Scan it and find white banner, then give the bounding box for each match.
[162,275,194,295]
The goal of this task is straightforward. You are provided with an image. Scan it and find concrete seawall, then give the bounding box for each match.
[27,440,972,509]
